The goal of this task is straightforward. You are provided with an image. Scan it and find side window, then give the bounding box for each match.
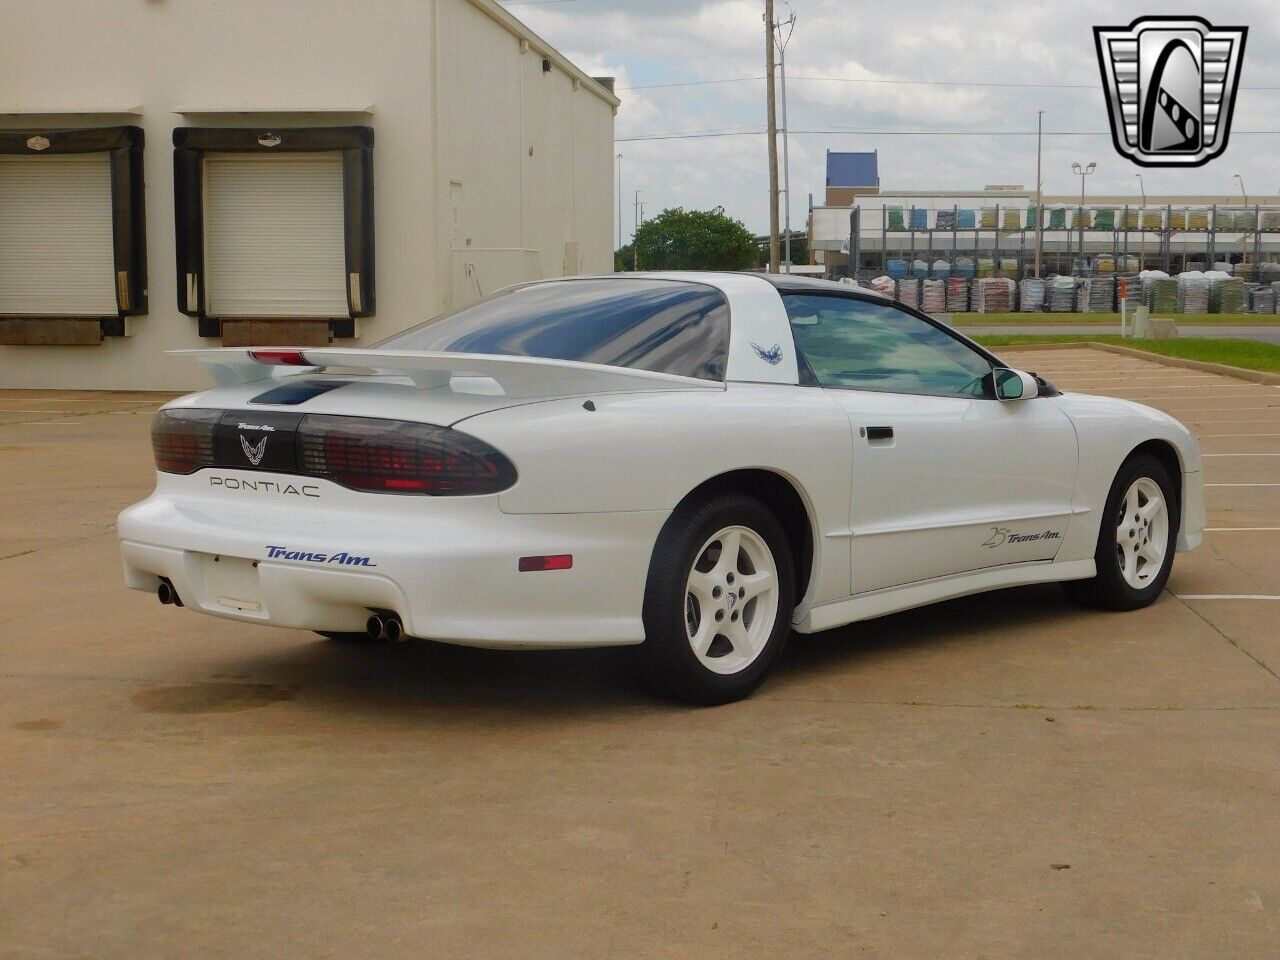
[783,294,993,397]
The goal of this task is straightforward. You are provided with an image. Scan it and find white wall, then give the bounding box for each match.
[0,0,617,391]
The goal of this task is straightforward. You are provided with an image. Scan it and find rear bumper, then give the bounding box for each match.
[119,473,667,648]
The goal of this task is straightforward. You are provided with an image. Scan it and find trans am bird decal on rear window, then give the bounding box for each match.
[751,342,784,365]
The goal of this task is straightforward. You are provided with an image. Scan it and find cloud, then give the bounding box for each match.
[506,0,1280,241]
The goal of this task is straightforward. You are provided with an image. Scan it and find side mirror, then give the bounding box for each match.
[992,367,1039,402]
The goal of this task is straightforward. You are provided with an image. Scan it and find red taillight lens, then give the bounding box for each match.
[249,349,312,366]
[151,408,220,474]
[297,415,517,496]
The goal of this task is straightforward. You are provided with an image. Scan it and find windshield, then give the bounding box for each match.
[378,278,730,382]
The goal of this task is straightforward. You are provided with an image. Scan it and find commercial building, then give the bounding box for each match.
[810,152,1280,281]
[0,0,618,390]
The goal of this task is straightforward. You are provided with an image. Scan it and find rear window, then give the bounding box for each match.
[377,278,730,381]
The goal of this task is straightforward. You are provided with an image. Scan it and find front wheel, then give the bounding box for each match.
[638,493,795,705]
[1063,453,1179,610]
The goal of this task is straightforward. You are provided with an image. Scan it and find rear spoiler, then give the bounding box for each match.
[170,348,723,400]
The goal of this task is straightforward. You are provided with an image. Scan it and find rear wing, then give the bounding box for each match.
[171,347,723,400]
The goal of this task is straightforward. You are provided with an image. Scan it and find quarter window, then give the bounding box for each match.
[783,294,992,397]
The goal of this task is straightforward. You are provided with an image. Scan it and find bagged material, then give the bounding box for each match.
[871,275,897,298]
[909,207,928,230]
[980,207,998,229]
[1141,210,1162,230]
[1095,255,1116,274]
[1212,277,1246,313]
[1025,206,1039,228]
[975,277,1016,313]
[1002,209,1021,230]
[1081,275,1116,312]
[886,258,908,279]
[886,206,905,231]
[1262,210,1280,231]
[945,278,969,312]
[897,278,921,310]
[956,209,976,229]
[1074,208,1092,230]
[912,259,930,279]
[1119,255,1139,273]
[1118,274,1143,306]
[1048,207,1067,230]
[1234,261,1256,280]
[1047,275,1076,312]
[921,279,946,313]
[1166,209,1186,230]
[1187,209,1209,230]
[936,209,956,230]
[1122,209,1140,230]
[1147,277,1178,312]
[931,259,951,278]
[998,257,1019,277]
[954,257,975,279]
[1094,208,1115,230]
[1273,280,1280,314]
[1019,277,1046,311]
[1230,211,1256,232]
[1177,272,1210,314]
[977,258,996,279]
[1248,284,1273,314]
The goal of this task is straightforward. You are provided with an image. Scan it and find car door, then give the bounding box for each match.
[782,293,1079,595]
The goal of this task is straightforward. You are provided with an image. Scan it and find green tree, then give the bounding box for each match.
[616,207,757,272]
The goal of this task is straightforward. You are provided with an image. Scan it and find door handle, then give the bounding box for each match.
[863,425,894,442]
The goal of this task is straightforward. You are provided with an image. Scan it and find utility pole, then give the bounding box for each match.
[1034,109,1044,278]
[775,6,796,273]
[616,153,623,251]
[1071,161,1096,276]
[764,0,781,273]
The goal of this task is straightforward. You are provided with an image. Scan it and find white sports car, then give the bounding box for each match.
[119,273,1204,703]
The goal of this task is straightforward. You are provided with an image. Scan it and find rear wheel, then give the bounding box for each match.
[639,494,794,704]
[1063,453,1178,610]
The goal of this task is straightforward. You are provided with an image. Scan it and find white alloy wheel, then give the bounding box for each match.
[1115,477,1169,590]
[684,525,779,675]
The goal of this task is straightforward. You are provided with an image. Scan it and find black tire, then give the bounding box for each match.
[638,493,795,705]
[1062,453,1179,611]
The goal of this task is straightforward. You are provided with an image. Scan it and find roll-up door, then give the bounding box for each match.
[0,155,117,316]
[203,152,347,317]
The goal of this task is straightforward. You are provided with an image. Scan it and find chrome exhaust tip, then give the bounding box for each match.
[157,580,181,607]
[365,614,387,640]
[384,616,404,643]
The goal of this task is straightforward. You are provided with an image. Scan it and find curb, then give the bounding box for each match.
[994,341,1280,386]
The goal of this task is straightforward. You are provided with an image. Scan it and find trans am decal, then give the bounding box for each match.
[751,342,784,365]
[982,527,1063,548]
[265,545,377,567]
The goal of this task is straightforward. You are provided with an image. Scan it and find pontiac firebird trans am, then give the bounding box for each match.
[119,273,1205,704]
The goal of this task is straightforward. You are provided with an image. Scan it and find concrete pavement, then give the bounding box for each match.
[1,361,1278,959]
[962,323,1280,344]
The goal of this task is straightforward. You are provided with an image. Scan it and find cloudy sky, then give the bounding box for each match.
[498,0,1279,246]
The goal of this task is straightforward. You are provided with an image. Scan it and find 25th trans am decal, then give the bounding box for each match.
[982,527,1063,548]
[265,545,377,567]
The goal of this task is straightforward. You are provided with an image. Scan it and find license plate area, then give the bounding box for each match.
[197,553,264,614]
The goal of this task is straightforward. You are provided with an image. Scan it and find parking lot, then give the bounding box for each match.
[2,351,1277,959]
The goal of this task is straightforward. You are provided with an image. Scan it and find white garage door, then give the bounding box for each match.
[0,155,117,316]
[204,153,348,318]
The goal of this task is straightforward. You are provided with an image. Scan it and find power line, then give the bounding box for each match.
[617,74,1280,93]
[617,128,1280,142]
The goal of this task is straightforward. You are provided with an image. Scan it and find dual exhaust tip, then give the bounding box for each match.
[158,579,402,643]
[366,612,405,642]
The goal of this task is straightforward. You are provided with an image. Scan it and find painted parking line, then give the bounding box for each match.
[1176,594,1280,601]
[1205,483,1280,487]
[1202,453,1280,457]
[1205,527,1280,531]
[1197,433,1280,438]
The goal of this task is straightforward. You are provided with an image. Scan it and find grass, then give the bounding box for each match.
[951,311,1277,326]
[971,334,1280,373]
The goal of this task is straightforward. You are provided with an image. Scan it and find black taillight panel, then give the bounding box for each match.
[153,408,517,496]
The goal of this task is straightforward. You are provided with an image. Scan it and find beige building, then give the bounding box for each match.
[0,0,618,390]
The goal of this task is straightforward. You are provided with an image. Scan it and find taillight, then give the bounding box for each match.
[296,415,517,495]
[152,408,220,474]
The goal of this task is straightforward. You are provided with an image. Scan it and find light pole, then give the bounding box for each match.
[1034,109,1044,278]
[1233,172,1247,205]
[1135,173,1145,206]
[1071,161,1096,276]
[775,5,796,272]
[616,153,623,251]
[633,190,642,271]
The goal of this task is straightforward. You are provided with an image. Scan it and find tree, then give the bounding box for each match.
[616,207,757,272]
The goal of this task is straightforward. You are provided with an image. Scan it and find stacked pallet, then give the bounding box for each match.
[921,279,946,313]
[1262,210,1280,231]
[1167,210,1186,230]
[1141,210,1162,230]
[1047,275,1075,312]
[931,259,951,278]
[1229,211,1256,232]
[974,277,1015,312]
[1177,273,1211,314]
[956,209,976,229]
[979,208,997,229]
[887,259,908,279]
[1188,210,1210,230]
[897,278,921,309]
[1095,256,1116,274]
[1001,209,1020,230]
[1272,281,1280,313]
[1081,275,1115,312]
[909,208,928,229]
[1234,261,1256,280]
[976,258,995,278]
[936,209,955,230]
[1144,274,1178,313]
[886,206,905,230]
[1247,284,1273,314]
[1074,209,1092,230]
[1212,277,1246,313]
[945,278,969,312]
[998,257,1019,277]
[1118,275,1143,308]
[1119,255,1139,273]
[1019,278,1046,311]
[954,257,975,278]
[1048,207,1067,229]
[1025,207,1039,228]
[1122,209,1140,230]
[1094,209,1115,230]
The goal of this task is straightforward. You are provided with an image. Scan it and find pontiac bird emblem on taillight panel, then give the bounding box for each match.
[240,434,268,466]
[1094,16,1247,167]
